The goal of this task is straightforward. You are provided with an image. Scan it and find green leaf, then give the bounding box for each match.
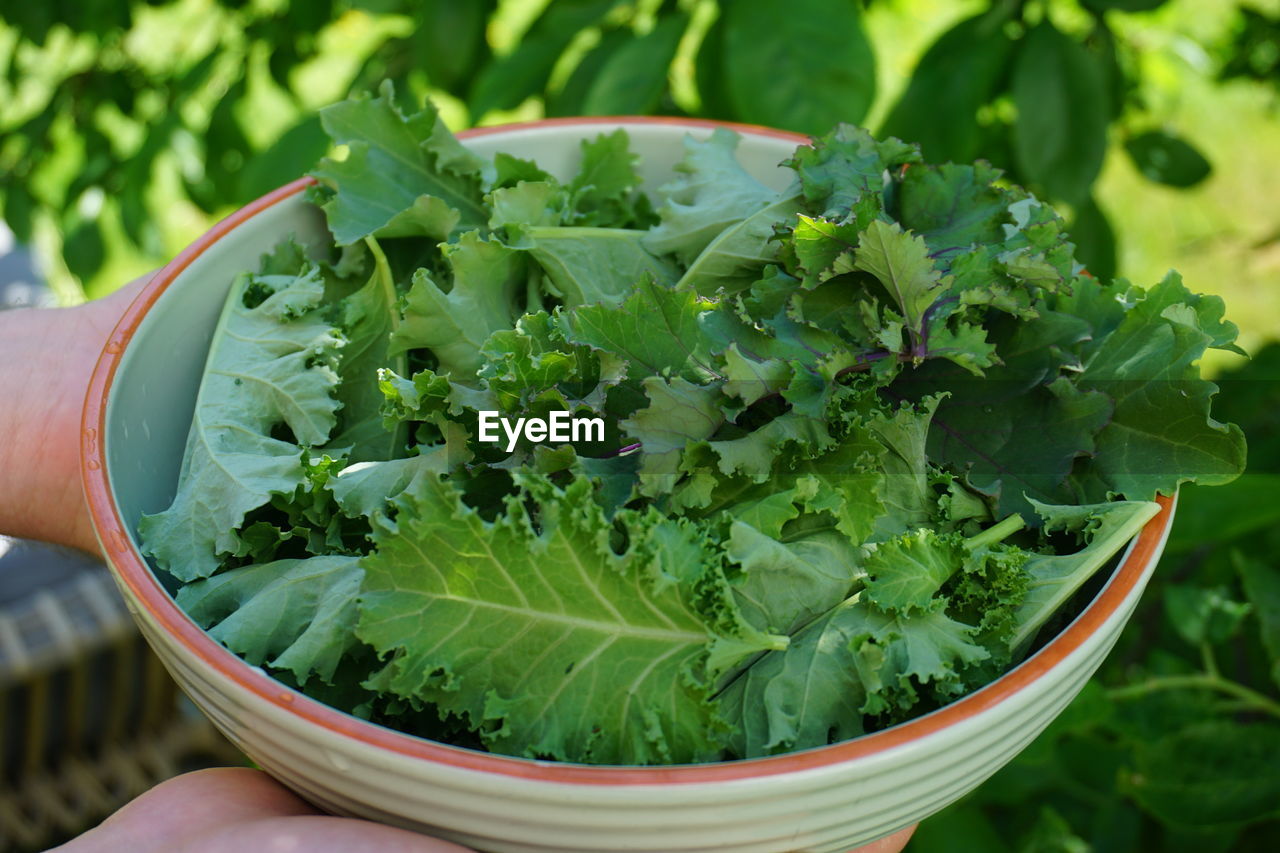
[357,473,782,764]
[414,0,495,95]
[622,376,723,492]
[329,430,471,519]
[140,269,343,581]
[881,9,1017,164]
[790,438,886,545]
[176,556,363,685]
[1011,22,1110,205]
[865,398,939,540]
[721,0,876,133]
[467,0,617,120]
[642,128,778,263]
[559,278,716,378]
[237,113,331,205]
[507,226,679,306]
[547,28,633,117]
[863,529,965,612]
[849,597,990,715]
[329,239,406,462]
[1125,131,1212,188]
[388,231,525,380]
[1082,0,1169,12]
[1075,273,1247,500]
[1007,499,1161,650]
[693,15,733,119]
[895,162,1012,254]
[1236,553,1280,690]
[718,596,867,757]
[566,130,645,225]
[721,344,791,406]
[787,123,919,221]
[1069,196,1118,282]
[1164,585,1251,647]
[677,193,806,296]
[312,81,486,244]
[852,220,944,340]
[927,374,1113,519]
[728,522,861,635]
[1130,722,1280,827]
[581,14,688,115]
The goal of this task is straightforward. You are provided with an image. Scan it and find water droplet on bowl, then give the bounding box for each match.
[86,458,100,470]
[278,692,295,704]
[325,750,352,773]
[104,339,123,355]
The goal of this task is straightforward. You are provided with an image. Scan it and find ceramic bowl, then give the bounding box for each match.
[82,118,1177,853]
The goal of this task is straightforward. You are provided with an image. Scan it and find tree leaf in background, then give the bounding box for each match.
[1237,553,1280,689]
[237,113,331,204]
[547,27,632,117]
[1068,196,1117,282]
[1125,130,1213,188]
[721,0,876,134]
[186,75,253,214]
[1164,585,1251,647]
[0,183,37,246]
[467,0,617,121]
[880,7,1016,164]
[693,14,733,119]
[1011,21,1110,205]
[1081,0,1170,12]
[414,0,495,95]
[62,218,106,285]
[1129,722,1280,827]
[581,14,688,116]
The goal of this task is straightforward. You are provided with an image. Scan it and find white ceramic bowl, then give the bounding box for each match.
[82,118,1177,853]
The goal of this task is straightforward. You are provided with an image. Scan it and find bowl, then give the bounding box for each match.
[81,117,1177,853]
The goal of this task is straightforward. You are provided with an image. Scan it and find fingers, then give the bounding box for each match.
[186,815,476,853]
[850,824,917,853]
[53,768,321,853]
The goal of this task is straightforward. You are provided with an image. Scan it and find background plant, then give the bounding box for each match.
[3,0,1269,302]
[1,0,1278,849]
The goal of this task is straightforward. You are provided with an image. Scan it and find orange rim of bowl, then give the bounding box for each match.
[82,116,1176,786]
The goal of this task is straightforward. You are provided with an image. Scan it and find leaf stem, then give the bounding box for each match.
[1199,642,1220,680]
[1107,674,1280,720]
[965,513,1025,550]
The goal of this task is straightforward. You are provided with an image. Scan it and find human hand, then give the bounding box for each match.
[52,767,916,853]
[0,276,147,552]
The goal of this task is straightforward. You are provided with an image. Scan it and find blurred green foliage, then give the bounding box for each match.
[0,0,1240,302]
[1,0,1278,850]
